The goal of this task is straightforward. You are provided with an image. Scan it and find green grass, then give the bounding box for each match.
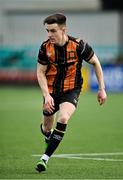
[0,86,123,179]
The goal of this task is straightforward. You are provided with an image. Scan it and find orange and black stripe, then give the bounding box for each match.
[38,36,94,94]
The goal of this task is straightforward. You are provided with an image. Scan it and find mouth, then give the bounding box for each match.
[49,37,55,41]
[49,38,56,44]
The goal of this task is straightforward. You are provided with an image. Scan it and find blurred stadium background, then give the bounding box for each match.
[0,0,123,91]
[0,0,123,179]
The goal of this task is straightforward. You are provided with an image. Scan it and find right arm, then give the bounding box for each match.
[37,62,54,113]
[37,62,49,97]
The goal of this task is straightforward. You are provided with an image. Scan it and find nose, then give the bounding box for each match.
[48,31,52,38]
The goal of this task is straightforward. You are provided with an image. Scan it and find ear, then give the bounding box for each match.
[62,26,67,33]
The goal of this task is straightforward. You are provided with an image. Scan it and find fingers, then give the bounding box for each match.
[97,89,107,106]
[44,95,55,113]
[98,97,106,105]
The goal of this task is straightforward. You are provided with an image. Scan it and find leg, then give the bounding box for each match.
[36,90,80,172]
[58,102,76,124]
[41,102,76,162]
[40,115,55,144]
[41,115,55,134]
[36,115,55,173]
[40,93,59,138]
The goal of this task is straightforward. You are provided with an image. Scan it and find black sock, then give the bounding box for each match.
[44,122,67,157]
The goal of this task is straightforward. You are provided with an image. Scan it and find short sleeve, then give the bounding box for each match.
[78,40,94,62]
[38,43,49,65]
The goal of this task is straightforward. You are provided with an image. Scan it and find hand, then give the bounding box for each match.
[97,89,107,105]
[43,94,55,113]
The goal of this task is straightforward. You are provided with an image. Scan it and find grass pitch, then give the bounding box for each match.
[0,86,123,179]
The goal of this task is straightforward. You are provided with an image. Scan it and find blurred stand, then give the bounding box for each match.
[101,0,123,10]
[0,0,123,91]
[0,46,38,85]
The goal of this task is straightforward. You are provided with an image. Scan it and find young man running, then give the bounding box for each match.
[36,13,107,172]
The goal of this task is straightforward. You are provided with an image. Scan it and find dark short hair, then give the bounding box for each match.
[43,13,66,25]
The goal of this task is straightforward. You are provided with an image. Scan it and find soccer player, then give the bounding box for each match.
[36,13,107,172]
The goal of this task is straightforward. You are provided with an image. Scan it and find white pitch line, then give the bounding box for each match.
[32,152,123,162]
[52,156,123,162]
[52,152,123,157]
[32,152,123,157]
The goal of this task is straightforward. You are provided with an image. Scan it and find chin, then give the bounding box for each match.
[50,39,56,44]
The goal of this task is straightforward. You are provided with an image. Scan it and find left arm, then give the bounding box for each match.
[88,53,107,105]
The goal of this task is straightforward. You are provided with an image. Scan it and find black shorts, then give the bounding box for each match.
[43,89,81,116]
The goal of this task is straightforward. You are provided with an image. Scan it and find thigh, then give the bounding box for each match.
[60,89,81,107]
[57,102,76,124]
[43,94,59,116]
[57,89,81,124]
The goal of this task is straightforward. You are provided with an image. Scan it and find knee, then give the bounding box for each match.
[58,112,70,124]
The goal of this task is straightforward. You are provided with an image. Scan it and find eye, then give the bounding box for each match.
[46,29,49,32]
[51,29,56,33]
[46,29,57,33]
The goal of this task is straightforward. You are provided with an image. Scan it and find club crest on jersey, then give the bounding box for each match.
[67,51,77,60]
[47,52,52,57]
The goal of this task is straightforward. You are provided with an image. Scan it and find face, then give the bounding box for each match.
[45,23,66,45]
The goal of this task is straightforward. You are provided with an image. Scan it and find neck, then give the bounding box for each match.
[58,35,68,46]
